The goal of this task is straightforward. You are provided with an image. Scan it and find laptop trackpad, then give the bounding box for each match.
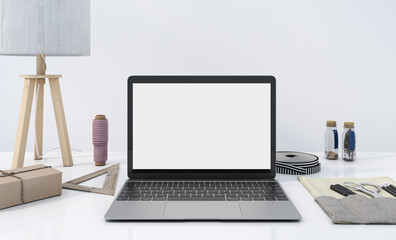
[164,202,242,219]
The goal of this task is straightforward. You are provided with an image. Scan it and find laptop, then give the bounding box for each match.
[105,76,301,220]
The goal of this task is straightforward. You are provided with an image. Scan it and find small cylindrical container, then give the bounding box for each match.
[325,120,338,160]
[93,114,108,166]
[342,122,356,161]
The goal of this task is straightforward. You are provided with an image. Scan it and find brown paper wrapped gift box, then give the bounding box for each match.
[0,164,62,210]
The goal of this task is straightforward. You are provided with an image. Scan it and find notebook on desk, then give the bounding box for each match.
[105,76,301,220]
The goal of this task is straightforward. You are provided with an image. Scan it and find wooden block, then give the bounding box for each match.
[19,75,62,79]
[36,54,46,75]
[49,78,73,167]
[12,79,36,169]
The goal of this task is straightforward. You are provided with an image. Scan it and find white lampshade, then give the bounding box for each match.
[0,0,90,56]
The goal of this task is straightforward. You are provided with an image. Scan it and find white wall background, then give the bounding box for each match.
[1,0,396,155]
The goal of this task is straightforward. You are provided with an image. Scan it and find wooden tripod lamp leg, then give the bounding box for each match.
[49,78,73,167]
[12,78,36,169]
[34,79,45,160]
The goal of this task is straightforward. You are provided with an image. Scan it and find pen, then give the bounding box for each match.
[382,184,396,197]
[330,184,356,197]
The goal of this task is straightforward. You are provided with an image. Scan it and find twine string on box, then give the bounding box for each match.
[0,166,52,203]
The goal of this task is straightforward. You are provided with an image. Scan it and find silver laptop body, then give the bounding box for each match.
[105,76,301,221]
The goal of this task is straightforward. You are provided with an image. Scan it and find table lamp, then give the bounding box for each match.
[0,0,90,168]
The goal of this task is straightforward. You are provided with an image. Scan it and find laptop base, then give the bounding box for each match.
[105,179,301,221]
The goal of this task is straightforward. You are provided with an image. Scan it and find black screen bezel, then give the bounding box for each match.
[127,76,276,179]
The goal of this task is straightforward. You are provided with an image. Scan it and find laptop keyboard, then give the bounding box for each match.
[117,181,288,201]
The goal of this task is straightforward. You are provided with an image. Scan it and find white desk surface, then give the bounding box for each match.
[1,152,396,240]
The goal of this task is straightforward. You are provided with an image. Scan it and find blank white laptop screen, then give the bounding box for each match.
[132,83,271,170]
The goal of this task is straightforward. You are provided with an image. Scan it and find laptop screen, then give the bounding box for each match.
[132,83,271,170]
